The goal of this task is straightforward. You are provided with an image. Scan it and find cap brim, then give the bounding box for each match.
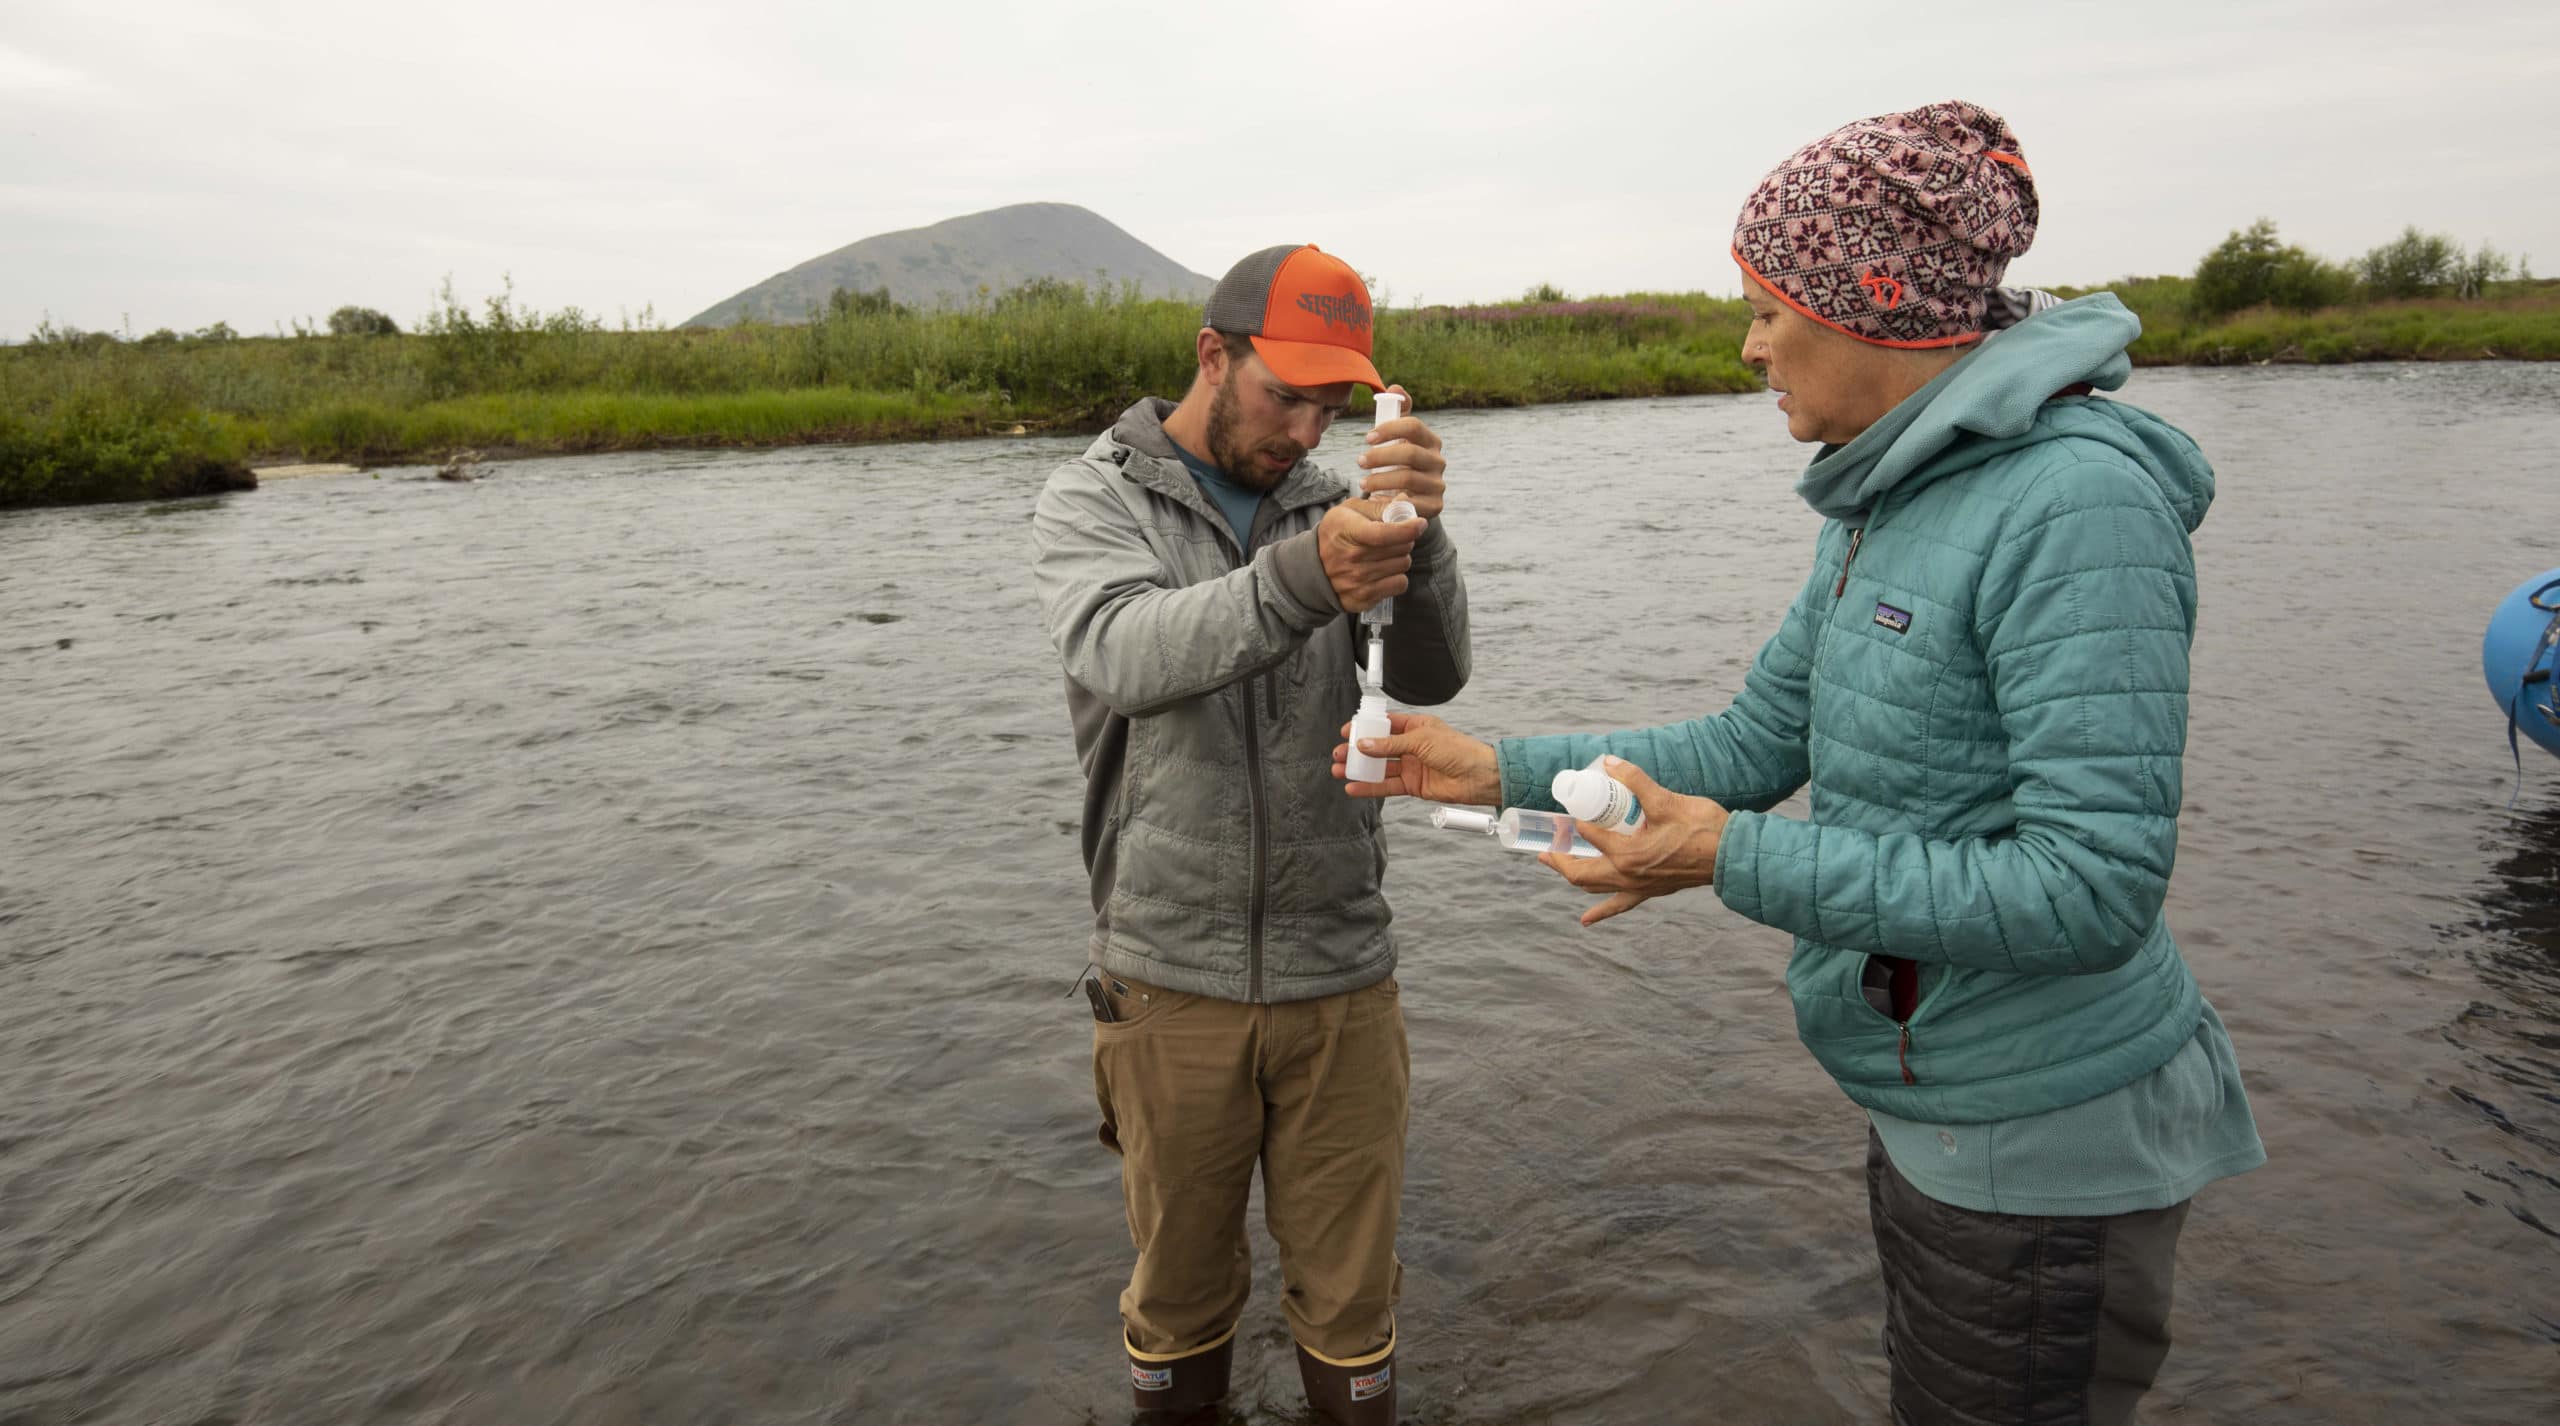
[1249,335,1384,392]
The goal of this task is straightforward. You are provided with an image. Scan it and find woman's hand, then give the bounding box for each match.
[1332,711,1501,806]
[1539,756,1732,926]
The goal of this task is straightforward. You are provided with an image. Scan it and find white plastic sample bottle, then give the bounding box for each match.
[1345,694,1394,784]
[1430,806,1602,858]
[1551,760,1644,832]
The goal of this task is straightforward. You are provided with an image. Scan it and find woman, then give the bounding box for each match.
[1343,101,2264,1425]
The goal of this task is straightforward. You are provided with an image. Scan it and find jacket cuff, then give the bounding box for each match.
[1495,736,1554,812]
[1713,810,1766,923]
[1261,528,1343,629]
[1407,518,1454,569]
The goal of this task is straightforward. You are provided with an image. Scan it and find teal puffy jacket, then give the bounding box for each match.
[1499,295,2210,1123]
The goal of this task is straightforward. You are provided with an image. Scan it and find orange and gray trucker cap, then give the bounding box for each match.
[1203,244,1385,391]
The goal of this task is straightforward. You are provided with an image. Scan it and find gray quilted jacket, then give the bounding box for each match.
[1031,398,1470,1002]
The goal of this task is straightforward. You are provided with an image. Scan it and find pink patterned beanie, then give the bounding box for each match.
[1731,100,2039,349]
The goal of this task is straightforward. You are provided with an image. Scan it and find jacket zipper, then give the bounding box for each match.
[1805,522,1867,827]
[1831,517,1914,1084]
[1890,959,1954,1090]
[1811,523,1865,693]
[1144,446,1284,1006]
[1226,525,1269,1006]
[1242,673,1267,1003]
[1833,525,1865,599]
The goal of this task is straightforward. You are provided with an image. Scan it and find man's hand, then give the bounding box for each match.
[1538,757,1732,927]
[1358,385,1447,521]
[1316,499,1426,613]
[1331,711,1502,805]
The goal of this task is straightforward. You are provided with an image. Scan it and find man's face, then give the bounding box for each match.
[1206,343,1354,490]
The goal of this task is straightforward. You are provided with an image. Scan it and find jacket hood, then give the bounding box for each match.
[1795,293,2213,534]
[1092,398,1347,520]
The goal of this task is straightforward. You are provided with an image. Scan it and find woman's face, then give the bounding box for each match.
[1738,263,1956,446]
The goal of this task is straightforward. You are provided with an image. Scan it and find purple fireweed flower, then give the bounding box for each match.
[1411,300,1692,325]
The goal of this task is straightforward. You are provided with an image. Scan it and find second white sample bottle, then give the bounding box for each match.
[1551,760,1644,832]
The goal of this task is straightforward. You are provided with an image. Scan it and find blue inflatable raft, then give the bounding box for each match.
[2486,567,2560,768]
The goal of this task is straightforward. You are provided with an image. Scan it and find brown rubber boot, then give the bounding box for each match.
[1295,1341,1397,1425]
[1128,1332,1233,1426]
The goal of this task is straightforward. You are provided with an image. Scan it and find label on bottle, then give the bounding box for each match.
[1595,778,1642,831]
[1557,768,1643,832]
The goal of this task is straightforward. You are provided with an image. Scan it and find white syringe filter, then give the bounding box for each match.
[1431,806,1493,832]
[1373,391,1406,426]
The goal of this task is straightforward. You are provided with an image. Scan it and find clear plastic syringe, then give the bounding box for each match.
[1343,391,1413,785]
[1359,390,1414,682]
[1429,805,1602,858]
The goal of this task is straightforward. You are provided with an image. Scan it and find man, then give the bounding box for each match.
[1344,103,2263,1424]
[1031,244,1470,1425]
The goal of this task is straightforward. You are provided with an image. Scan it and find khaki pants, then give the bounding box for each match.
[1092,973,1409,1367]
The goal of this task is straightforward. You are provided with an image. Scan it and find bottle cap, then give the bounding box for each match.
[1373,391,1406,427]
[1551,768,1610,822]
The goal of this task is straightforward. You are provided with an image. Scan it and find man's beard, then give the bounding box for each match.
[1206,379,1305,492]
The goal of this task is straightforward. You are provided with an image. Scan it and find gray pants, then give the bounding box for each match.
[1867,1130,2190,1426]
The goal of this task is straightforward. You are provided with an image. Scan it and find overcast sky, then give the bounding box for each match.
[5,0,2554,338]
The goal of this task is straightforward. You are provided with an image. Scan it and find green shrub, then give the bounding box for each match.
[2356,227,2460,299]
[825,285,907,320]
[2264,250,2360,311]
[0,397,252,506]
[2192,220,2358,317]
[327,305,400,337]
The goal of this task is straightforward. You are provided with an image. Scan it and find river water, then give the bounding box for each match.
[2,365,2556,1424]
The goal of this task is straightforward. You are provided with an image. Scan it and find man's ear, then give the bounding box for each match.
[1195,328,1227,387]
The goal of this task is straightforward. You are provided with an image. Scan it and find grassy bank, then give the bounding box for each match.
[0,286,1758,507]
[6,280,2556,509]
[2098,277,2560,364]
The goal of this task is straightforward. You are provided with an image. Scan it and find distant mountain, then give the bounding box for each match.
[681,202,1215,327]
